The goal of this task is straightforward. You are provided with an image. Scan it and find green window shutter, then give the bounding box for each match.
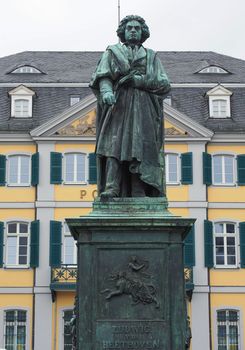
[30,220,40,268]
[50,152,62,184]
[50,221,62,267]
[204,220,213,268]
[237,155,245,186]
[0,155,6,186]
[88,153,97,184]
[0,222,4,268]
[184,225,195,267]
[203,152,212,185]
[239,222,245,268]
[31,152,39,186]
[181,152,193,184]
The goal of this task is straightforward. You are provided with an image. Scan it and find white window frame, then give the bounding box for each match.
[7,154,31,187]
[5,221,30,268]
[215,308,241,350]
[63,152,88,185]
[11,66,41,74]
[199,66,228,74]
[59,307,74,350]
[165,153,180,185]
[69,95,81,106]
[212,154,235,186]
[13,98,30,118]
[11,96,32,118]
[3,307,30,350]
[207,85,232,119]
[9,85,35,118]
[210,97,230,118]
[213,222,239,268]
[62,223,77,265]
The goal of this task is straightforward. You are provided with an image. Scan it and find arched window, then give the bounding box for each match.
[217,309,240,349]
[199,66,228,74]
[11,66,42,74]
[214,222,238,267]
[4,309,27,350]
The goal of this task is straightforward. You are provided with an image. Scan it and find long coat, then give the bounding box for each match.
[90,43,170,196]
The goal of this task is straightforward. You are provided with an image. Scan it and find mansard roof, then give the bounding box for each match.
[1,50,245,84]
[0,51,245,134]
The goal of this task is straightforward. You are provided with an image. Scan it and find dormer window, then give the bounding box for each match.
[11,66,42,74]
[14,99,29,117]
[199,66,228,74]
[206,85,232,118]
[8,85,35,118]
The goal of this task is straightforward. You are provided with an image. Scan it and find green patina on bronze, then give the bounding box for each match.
[67,199,195,350]
[66,15,195,350]
[90,15,170,200]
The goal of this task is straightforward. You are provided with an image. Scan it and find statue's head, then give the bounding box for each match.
[117,15,150,44]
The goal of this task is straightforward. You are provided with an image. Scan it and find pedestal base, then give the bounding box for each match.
[67,198,195,350]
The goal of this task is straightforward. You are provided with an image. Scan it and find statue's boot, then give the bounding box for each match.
[100,157,121,200]
[131,173,146,197]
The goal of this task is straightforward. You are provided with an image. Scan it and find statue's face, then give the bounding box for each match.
[124,20,142,44]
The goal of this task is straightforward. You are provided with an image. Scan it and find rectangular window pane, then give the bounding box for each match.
[224,156,233,183]
[17,311,27,322]
[65,154,75,182]
[17,325,26,347]
[64,310,73,350]
[227,237,235,245]
[7,237,17,265]
[64,236,75,264]
[215,223,224,234]
[227,246,235,255]
[5,325,15,349]
[226,224,235,234]
[216,256,225,265]
[19,224,28,233]
[18,236,28,265]
[213,156,222,183]
[227,256,236,265]
[76,154,85,182]
[9,156,18,184]
[166,154,178,182]
[20,156,30,184]
[216,237,224,245]
[8,223,17,234]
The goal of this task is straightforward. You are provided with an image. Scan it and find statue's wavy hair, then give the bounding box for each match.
[117,15,150,44]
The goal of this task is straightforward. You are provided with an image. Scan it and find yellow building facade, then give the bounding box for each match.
[1,51,245,350]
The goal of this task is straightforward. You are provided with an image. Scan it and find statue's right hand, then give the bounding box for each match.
[102,92,116,105]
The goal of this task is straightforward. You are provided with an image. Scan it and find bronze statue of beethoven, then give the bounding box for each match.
[90,15,170,199]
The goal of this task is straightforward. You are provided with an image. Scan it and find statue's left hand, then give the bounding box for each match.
[119,73,143,88]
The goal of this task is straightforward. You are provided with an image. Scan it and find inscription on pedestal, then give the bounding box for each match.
[96,321,167,350]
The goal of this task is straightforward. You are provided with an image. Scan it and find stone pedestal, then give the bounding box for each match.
[67,198,195,350]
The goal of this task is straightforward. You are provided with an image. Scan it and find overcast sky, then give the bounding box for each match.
[0,0,244,60]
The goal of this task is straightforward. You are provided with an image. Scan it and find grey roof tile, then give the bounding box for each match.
[0,51,245,133]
